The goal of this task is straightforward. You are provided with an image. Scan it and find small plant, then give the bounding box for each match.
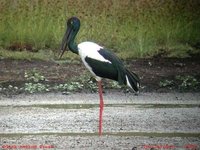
[67,82,83,91]
[71,74,98,92]
[176,75,199,90]
[159,79,174,88]
[53,82,83,92]
[23,70,87,93]
[24,83,49,94]
[108,81,122,89]
[0,84,23,95]
[24,69,49,93]
[85,80,98,92]
[53,83,69,91]
[24,69,47,82]
[159,75,199,91]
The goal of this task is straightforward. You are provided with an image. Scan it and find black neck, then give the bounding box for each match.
[68,41,78,54]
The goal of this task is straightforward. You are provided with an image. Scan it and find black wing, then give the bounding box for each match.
[85,48,126,84]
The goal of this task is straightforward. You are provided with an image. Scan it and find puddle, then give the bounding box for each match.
[0,132,199,138]
[1,103,199,109]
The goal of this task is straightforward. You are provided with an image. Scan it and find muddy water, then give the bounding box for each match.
[2,103,199,109]
[0,92,200,149]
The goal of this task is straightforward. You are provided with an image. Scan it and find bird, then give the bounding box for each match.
[59,17,140,136]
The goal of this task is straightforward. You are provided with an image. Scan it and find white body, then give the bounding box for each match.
[77,41,138,92]
[78,41,111,81]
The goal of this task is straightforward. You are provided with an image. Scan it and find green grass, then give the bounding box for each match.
[159,75,200,92]
[0,49,56,60]
[0,0,200,59]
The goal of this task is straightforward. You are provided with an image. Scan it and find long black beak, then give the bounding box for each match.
[59,26,73,59]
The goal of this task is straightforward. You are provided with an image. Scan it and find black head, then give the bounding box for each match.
[67,17,80,31]
[59,17,80,58]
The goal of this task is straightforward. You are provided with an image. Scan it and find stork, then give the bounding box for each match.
[59,17,140,136]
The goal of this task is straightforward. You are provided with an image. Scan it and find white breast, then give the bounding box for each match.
[78,41,111,81]
[78,41,111,63]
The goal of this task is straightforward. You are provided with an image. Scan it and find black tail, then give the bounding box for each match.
[124,69,140,93]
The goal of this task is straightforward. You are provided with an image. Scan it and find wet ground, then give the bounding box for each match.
[0,57,200,92]
[0,92,200,149]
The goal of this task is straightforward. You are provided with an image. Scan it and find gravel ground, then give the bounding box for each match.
[0,92,200,149]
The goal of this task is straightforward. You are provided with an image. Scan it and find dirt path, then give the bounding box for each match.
[0,92,200,149]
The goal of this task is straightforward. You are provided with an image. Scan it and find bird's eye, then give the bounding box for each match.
[70,21,73,25]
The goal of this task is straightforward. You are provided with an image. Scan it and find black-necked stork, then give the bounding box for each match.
[59,17,140,136]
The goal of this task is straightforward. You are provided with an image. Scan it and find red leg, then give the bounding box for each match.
[98,80,104,136]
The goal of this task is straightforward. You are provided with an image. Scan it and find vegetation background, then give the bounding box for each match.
[0,0,200,59]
